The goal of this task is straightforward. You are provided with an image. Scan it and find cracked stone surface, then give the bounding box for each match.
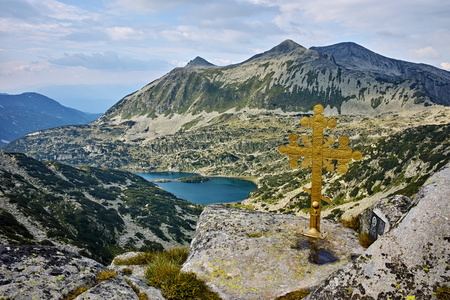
[181,205,364,299]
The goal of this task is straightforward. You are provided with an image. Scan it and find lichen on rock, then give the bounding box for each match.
[0,245,165,300]
[0,245,105,299]
[182,205,364,299]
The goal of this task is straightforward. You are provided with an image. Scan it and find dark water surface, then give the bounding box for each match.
[137,172,257,205]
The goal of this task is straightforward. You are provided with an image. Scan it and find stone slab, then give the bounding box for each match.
[182,205,364,299]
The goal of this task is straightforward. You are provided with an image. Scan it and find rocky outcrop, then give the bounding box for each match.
[0,245,165,300]
[305,165,450,299]
[181,205,365,300]
[0,245,105,299]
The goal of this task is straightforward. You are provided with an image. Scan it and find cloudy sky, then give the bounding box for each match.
[1,0,449,113]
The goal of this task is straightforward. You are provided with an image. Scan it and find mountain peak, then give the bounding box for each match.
[269,39,305,54]
[185,56,215,68]
[310,42,397,74]
[244,40,306,63]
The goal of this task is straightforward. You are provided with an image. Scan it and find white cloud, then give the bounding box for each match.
[105,26,145,41]
[2,0,450,103]
[32,0,95,21]
[440,62,450,71]
[112,0,211,13]
[0,61,45,76]
[409,46,440,59]
[213,58,232,66]
[48,51,171,71]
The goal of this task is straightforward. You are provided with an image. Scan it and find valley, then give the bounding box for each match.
[0,152,202,264]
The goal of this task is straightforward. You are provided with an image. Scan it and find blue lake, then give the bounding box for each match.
[137,172,257,205]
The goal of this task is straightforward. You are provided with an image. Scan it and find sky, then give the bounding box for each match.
[1,0,449,113]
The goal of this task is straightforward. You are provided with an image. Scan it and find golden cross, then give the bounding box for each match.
[279,104,362,239]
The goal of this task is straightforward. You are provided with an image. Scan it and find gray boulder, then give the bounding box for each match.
[73,277,138,300]
[305,165,450,299]
[182,204,365,300]
[0,245,105,299]
[0,245,165,300]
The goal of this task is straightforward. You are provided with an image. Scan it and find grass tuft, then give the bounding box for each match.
[63,286,91,300]
[144,247,221,299]
[97,269,117,283]
[435,285,450,300]
[275,289,311,299]
[114,252,157,265]
[122,267,133,275]
[125,278,140,294]
[359,233,374,248]
[138,292,149,300]
[341,215,360,231]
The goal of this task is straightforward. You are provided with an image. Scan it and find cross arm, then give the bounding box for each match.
[323,148,362,161]
[278,145,312,158]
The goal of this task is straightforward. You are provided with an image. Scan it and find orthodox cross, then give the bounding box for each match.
[279,104,362,239]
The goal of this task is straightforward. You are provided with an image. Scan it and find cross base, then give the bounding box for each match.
[302,227,325,239]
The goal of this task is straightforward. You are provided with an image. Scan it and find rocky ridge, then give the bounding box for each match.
[311,42,450,106]
[104,39,448,121]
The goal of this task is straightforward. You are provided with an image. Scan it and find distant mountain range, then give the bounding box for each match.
[0,92,102,146]
[102,39,449,122]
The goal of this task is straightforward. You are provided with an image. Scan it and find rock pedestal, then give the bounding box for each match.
[181,205,364,300]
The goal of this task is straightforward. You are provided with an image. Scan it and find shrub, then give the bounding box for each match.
[324,208,343,220]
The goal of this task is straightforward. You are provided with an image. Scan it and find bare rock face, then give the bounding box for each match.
[0,245,105,299]
[0,245,165,300]
[305,165,450,299]
[74,277,138,300]
[181,205,364,300]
